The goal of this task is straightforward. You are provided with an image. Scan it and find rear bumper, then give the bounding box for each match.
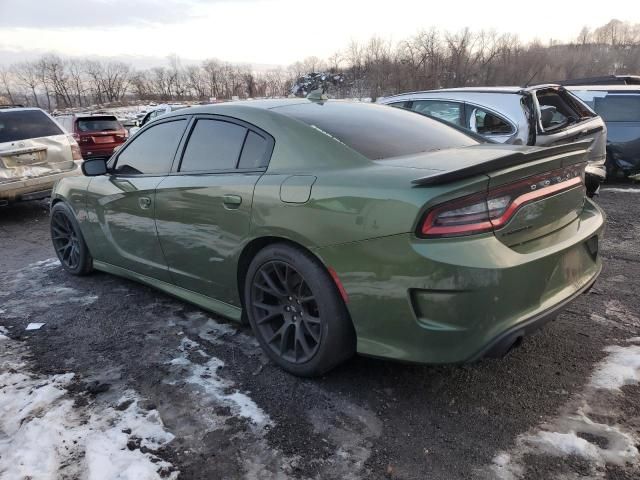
[468,262,600,361]
[314,199,605,364]
[0,161,83,201]
[80,145,120,159]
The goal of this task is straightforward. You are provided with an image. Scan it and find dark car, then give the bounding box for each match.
[57,114,127,160]
[567,85,640,177]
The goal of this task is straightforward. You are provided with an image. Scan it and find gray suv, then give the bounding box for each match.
[378,85,607,196]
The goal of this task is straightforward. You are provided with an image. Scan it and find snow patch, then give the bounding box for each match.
[0,258,98,319]
[0,336,177,480]
[167,336,270,429]
[601,187,640,193]
[590,345,640,390]
[487,336,640,479]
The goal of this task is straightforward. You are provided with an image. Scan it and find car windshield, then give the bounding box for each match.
[274,101,479,160]
[77,116,122,132]
[0,110,63,143]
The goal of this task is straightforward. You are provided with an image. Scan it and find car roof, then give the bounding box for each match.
[566,85,640,93]
[379,85,568,102]
[161,98,338,118]
[0,106,46,112]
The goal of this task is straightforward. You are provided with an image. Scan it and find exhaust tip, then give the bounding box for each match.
[485,331,525,359]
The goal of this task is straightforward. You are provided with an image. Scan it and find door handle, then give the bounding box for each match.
[222,194,242,209]
[138,196,152,210]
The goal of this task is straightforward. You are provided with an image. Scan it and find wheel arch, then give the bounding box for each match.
[236,235,350,322]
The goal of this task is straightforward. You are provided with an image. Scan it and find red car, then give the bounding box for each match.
[57,114,127,159]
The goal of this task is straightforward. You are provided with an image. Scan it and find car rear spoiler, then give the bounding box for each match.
[411,141,592,187]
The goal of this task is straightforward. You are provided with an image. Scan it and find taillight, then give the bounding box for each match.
[419,164,585,238]
[67,134,84,161]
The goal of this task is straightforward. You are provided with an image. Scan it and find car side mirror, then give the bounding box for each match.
[81,158,108,176]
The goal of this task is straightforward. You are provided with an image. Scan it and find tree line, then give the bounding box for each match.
[1,19,638,111]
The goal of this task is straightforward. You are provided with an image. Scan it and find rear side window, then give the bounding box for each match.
[0,110,63,143]
[470,107,513,135]
[277,102,479,160]
[113,120,186,175]
[180,119,247,172]
[411,100,464,126]
[593,95,640,122]
[238,131,269,169]
[77,116,122,132]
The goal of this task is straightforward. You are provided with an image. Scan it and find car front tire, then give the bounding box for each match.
[50,202,93,275]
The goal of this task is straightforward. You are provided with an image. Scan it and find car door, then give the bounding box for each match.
[154,115,273,305]
[85,117,188,281]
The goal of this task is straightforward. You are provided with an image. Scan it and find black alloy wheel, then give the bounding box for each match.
[244,243,356,377]
[51,210,82,270]
[50,202,93,275]
[251,260,322,363]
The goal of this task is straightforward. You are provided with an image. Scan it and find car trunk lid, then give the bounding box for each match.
[0,135,75,183]
[380,142,588,246]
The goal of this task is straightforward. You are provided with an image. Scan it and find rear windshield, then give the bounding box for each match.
[275,101,479,160]
[77,116,122,132]
[570,91,640,122]
[0,110,63,143]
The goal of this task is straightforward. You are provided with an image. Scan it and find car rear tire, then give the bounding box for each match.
[50,202,93,276]
[244,243,355,377]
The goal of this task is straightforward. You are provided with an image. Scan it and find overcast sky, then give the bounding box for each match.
[0,0,636,67]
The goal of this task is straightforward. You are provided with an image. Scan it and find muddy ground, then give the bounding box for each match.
[1,187,639,480]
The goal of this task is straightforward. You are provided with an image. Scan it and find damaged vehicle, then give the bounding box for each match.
[50,100,604,376]
[378,85,607,196]
[1,107,83,205]
[566,85,640,178]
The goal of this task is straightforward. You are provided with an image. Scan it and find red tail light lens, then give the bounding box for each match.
[67,134,84,161]
[420,164,585,238]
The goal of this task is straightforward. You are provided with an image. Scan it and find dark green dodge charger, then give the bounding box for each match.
[50,99,604,376]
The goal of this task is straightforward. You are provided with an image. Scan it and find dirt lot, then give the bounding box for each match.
[1,187,640,480]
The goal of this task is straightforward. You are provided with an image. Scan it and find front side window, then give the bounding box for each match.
[113,119,186,175]
[180,119,247,172]
[411,100,463,126]
[470,107,513,135]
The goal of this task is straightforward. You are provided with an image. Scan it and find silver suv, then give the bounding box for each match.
[378,85,607,196]
[0,106,83,205]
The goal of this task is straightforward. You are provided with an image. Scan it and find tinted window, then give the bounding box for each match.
[0,110,63,142]
[77,116,122,132]
[389,101,410,109]
[277,102,478,160]
[471,107,513,135]
[113,120,186,175]
[238,131,269,169]
[411,100,463,126]
[180,119,246,172]
[593,95,640,122]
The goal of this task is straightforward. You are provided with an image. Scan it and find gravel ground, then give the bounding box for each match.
[1,187,639,480]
